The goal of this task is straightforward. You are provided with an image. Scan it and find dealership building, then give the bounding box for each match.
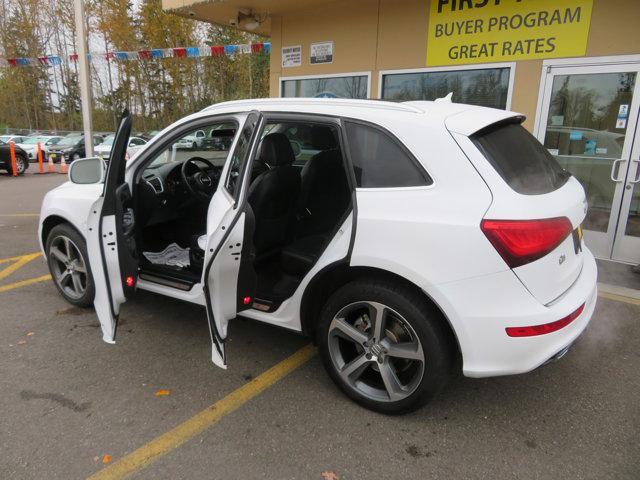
[164,0,640,265]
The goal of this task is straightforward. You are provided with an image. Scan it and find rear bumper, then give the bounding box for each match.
[434,248,597,378]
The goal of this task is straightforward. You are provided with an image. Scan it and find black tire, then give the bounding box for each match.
[317,280,454,414]
[45,223,95,308]
[13,154,27,175]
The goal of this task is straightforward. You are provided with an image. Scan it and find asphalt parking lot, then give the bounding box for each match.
[1,170,639,480]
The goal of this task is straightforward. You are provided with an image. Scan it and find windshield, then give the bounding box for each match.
[0,136,12,142]
[22,137,46,145]
[58,135,82,146]
[101,135,115,146]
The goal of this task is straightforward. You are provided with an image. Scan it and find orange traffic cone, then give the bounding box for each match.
[47,155,56,173]
[59,155,68,174]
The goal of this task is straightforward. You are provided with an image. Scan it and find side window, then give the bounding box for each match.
[344,121,432,188]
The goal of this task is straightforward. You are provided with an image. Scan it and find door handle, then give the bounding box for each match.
[629,159,640,184]
[610,159,625,182]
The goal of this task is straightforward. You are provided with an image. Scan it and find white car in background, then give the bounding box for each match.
[38,99,597,414]
[17,135,63,160]
[175,129,206,149]
[0,134,27,144]
[95,134,147,162]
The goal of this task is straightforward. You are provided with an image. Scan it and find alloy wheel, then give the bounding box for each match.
[15,156,26,174]
[49,235,88,300]
[327,301,425,403]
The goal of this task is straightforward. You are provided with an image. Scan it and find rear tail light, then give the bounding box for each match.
[506,303,585,337]
[481,217,573,268]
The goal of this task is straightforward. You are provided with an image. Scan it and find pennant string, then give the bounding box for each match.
[0,42,271,68]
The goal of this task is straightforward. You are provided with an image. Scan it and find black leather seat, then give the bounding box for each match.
[248,133,301,258]
[297,126,351,237]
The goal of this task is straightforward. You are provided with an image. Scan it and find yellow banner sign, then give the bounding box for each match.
[427,0,593,66]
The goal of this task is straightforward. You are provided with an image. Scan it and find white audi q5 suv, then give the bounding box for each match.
[38,98,597,413]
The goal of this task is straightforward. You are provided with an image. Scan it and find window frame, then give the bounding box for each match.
[378,62,516,110]
[279,71,372,99]
[341,117,434,190]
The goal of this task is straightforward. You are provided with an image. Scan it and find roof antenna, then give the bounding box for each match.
[435,92,453,103]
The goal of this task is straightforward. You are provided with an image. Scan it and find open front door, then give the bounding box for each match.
[202,112,262,368]
[86,110,139,343]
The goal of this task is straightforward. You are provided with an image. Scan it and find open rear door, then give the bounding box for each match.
[202,112,262,368]
[86,110,139,343]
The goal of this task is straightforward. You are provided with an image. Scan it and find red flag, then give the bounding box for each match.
[38,56,49,65]
[251,43,264,53]
[138,50,152,60]
[7,58,18,67]
[173,47,187,58]
[69,53,79,62]
[211,45,224,57]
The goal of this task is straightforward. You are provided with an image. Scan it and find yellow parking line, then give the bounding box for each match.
[0,252,41,265]
[0,274,51,293]
[87,344,317,480]
[598,291,640,306]
[0,252,42,280]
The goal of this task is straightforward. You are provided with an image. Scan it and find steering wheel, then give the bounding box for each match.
[181,157,217,202]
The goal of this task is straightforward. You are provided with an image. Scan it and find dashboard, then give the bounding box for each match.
[137,159,223,228]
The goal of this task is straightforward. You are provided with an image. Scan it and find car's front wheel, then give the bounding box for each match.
[12,155,27,175]
[317,280,453,414]
[46,224,95,307]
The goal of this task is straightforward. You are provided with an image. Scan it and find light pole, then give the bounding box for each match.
[73,0,93,157]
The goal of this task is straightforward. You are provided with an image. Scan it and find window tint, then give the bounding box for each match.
[472,121,570,195]
[381,67,510,109]
[345,122,431,188]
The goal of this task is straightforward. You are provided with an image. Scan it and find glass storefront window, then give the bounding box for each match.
[281,75,368,99]
[381,67,510,109]
[543,72,636,233]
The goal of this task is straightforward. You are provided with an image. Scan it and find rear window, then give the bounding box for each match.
[472,121,570,195]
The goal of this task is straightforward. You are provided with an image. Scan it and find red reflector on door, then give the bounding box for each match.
[126,276,135,288]
[243,296,252,305]
[506,303,585,337]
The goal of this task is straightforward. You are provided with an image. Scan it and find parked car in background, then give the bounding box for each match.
[17,135,63,160]
[48,134,104,163]
[95,134,147,162]
[175,130,206,149]
[0,138,29,175]
[0,134,27,144]
[201,124,237,151]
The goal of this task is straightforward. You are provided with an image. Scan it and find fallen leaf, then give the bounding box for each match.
[17,340,26,345]
[102,454,112,464]
[321,472,339,480]
[26,332,34,336]
[155,389,170,397]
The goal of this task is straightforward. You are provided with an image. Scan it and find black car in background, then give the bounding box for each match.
[47,133,104,163]
[0,139,29,175]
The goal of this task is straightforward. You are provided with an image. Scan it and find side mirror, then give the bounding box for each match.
[69,157,105,184]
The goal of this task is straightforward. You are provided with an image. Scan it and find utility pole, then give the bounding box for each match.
[73,0,93,157]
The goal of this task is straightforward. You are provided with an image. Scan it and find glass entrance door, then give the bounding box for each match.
[537,60,640,264]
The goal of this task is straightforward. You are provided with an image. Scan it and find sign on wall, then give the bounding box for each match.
[427,0,593,66]
[282,45,302,68]
[310,41,334,64]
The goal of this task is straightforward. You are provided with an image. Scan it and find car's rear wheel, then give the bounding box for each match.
[46,224,95,307]
[317,280,453,414]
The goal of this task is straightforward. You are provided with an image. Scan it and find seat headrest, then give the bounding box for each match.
[258,133,295,167]
[311,126,337,150]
